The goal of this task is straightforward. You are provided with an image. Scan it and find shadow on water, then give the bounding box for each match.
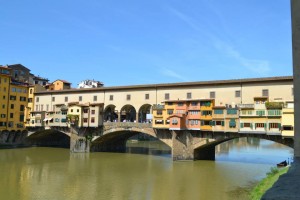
[126,140,171,158]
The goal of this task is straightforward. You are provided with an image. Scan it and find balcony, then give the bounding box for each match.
[238,104,254,109]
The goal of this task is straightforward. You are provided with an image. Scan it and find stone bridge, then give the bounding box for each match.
[21,122,294,161]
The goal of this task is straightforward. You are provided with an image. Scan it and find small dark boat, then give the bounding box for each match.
[277,160,288,167]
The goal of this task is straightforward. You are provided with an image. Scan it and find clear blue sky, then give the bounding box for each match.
[0,0,292,87]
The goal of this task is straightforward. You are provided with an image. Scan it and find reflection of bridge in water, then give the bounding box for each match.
[25,122,294,161]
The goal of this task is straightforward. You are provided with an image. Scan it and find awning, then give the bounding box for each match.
[156,120,162,122]
[43,118,48,121]
[48,118,53,121]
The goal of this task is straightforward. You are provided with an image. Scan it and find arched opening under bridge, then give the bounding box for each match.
[26,130,70,148]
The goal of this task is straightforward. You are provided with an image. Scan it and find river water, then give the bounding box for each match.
[0,138,293,200]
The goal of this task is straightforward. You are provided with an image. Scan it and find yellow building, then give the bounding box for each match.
[282,101,294,137]
[0,66,12,130]
[7,81,29,131]
[25,85,46,127]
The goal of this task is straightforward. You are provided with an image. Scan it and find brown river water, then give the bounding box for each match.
[0,138,293,200]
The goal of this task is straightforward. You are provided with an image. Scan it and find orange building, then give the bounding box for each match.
[45,79,71,90]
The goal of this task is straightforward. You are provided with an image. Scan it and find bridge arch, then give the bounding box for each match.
[138,104,152,123]
[104,104,117,122]
[26,129,70,148]
[120,104,137,122]
[91,126,172,152]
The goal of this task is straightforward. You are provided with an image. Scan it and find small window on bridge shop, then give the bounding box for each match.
[83,108,88,113]
[62,111,67,115]
[167,110,173,115]
[166,120,170,124]
[8,122,13,127]
[191,102,198,106]
[31,120,34,124]
[215,121,222,126]
[91,117,95,123]
[201,120,211,126]
[255,123,265,128]
[109,95,113,101]
[227,109,237,115]
[189,110,199,115]
[243,123,251,128]
[79,96,82,101]
[91,110,95,115]
[269,123,280,129]
[167,102,173,105]
[55,118,59,122]
[171,119,178,125]
[282,125,293,131]
[214,109,223,114]
[156,110,163,115]
[83,118,88,123]
[178,102,184,106]
[155,120,164,124]
[201,111,212,116]
[61,118,67,123]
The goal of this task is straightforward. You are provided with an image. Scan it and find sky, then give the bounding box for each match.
[0,0,292,87]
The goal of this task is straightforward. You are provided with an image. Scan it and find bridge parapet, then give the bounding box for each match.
[103,122,152,130]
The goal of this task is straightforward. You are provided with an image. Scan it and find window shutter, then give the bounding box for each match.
[221,121,224,126]
[240,123,244,128]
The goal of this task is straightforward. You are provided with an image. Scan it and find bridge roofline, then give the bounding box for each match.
[35,76,293,95]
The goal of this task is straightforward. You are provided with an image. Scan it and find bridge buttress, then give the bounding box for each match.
[171,130,194,161]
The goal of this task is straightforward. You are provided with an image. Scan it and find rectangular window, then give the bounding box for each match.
[165,93,170,100]
[156,110,163,115]
[227,109,237,115]
[145,94,149,100]
[178,102,183,106]
[10,113,13,118]
[52,97,55,102]
[235,90,241,98]
[214,109,223,114]
[93,96,97,101]
[109,95,113,101]
[167,110,173,115]
[10,96,16,100]
[256,123,265,128]
[243,123,251,128]
[11,104,14,109]
[191,102,198,106]
[36,105,39,111]
[187,92,192,99]
[20,105,24,111]
[46,104,49,111]
[256,110,265,116]
[41,105,43,111]
[83,108,88,113]
[83,118,88,123]
[65,96,68,102]
[126,94,131,101]
[36,97,39,102]
[91,110,95,114]
[210,91,215,99]
[262,89,269,97]
[19,115,24,122]
[20,96,26,101]
[269,123,279,129]
[91,117,95,123]
[79,96,82,101]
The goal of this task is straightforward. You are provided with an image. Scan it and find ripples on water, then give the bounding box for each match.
[0,138,293,200]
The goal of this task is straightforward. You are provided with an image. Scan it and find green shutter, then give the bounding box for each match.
[264,123,267,130]
[278,123,281,130]
[221,121,224,126]
[250,123,253,129]
[240,123,244,128]
[212,121,215,126]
